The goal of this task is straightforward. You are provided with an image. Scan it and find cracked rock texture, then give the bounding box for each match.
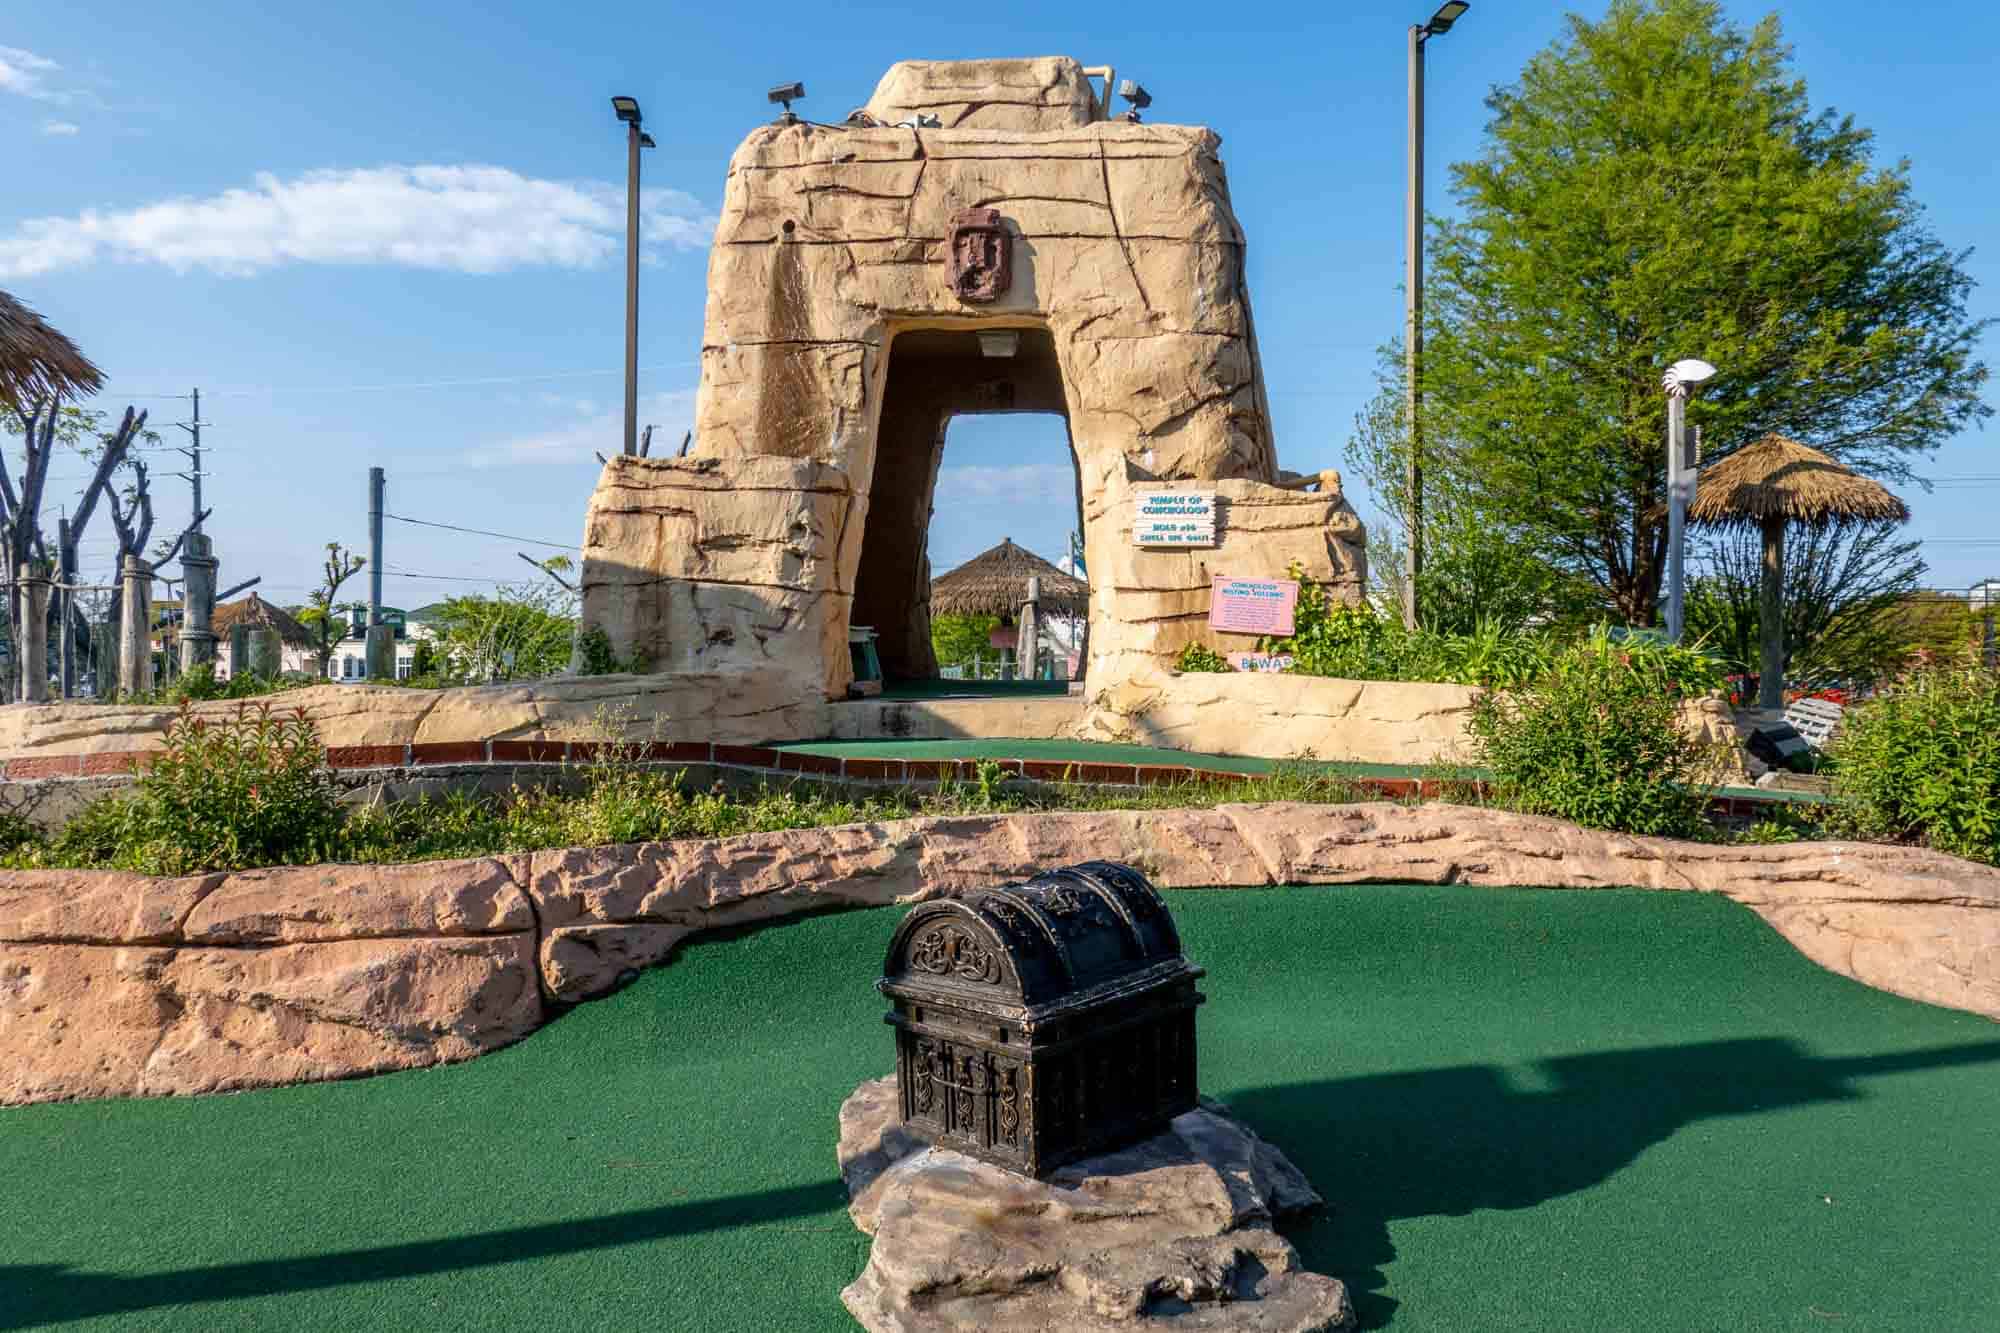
[577,56,1368,699]
[0,672,834,760]
[0,858,542,1106]
[7,802,1994,1106]
[836,1074,1355,1332]
[1077,672,1745,774]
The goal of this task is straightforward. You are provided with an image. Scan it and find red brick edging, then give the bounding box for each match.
[0,739,1802,820]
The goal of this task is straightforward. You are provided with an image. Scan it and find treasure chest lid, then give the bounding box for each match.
[879,861,1202,1015]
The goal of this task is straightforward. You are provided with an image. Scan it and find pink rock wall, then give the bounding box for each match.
[5,803,1995,1107]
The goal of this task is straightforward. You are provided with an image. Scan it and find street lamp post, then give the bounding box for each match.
[611,96,656,457]
[1662,358,1717,642]
[1404,1,1470,631]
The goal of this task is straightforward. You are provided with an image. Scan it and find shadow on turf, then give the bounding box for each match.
[1227,1035,2000,1330]
[0,1181,841,1329]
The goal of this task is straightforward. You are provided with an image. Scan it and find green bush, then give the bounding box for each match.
[1174,642,1234,673]
[1465,637,1725,838]
[66,701,343,875]
[1829,662,2000,864]
[125,663,317,706]
[1262,565,1726,696]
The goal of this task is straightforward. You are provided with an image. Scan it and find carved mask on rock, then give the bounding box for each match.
[948,207,1011,303]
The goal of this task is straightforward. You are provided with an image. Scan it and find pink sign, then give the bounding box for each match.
[1209,577,1299,636]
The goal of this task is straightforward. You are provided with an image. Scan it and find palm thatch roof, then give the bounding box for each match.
[0,290,102,410]
[1687,434,1910,531]
[930,538,1088,618]
[213,593,314,646]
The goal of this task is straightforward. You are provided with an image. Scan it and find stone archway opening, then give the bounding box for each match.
[850,325,1084,683]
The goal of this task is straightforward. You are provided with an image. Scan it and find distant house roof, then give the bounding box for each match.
[213,593,314,646]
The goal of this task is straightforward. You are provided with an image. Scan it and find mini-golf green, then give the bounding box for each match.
[3,885,1995,1330]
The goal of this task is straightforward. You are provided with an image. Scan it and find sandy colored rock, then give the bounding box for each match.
[183,856,532,943]
[569,60,1360,705]
[837,1075,1354,1332]
[539,922,694,1002]
[0,668,836,763]
[861,57,1100,131]
[1080,672,1477,766]
[0,869,220,944]
[0,934,540,1105]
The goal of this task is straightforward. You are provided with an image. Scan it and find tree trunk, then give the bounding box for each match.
[1758,516,1786,712]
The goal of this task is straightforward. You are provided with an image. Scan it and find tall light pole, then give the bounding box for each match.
[1662,358,1717,642]
[1404,0,1470,630]
[611,96,656,457]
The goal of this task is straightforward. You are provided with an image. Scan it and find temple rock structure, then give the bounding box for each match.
[579,56,1366,706]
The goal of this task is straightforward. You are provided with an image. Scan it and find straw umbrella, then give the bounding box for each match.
[1685,433,1909,712]
[931,538,1089,677]
[0,290,102,411]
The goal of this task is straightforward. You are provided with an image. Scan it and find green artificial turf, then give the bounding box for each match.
[4,886,1996,1330]
[777,737,1823,803]
[871,678,1073,700]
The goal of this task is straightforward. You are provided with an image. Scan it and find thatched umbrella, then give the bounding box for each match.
[930,538,1089,618]
[1686,433,1909,711]
[0,290,102,411]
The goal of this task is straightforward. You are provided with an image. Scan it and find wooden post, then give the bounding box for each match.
[179,532,219,672]
[118,556,152,698]
[1018,576,1040,681]
[1757,515,1786,713]
[17,565,49,703]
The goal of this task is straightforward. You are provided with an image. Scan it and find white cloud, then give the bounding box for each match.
[472,388,697,467]
[933,463,1078,507]
[40,118,78,136]
[0,165,714,278]
[0,45,61,100]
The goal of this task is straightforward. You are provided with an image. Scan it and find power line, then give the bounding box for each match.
[381,567,516,583]
[383,512,578,550]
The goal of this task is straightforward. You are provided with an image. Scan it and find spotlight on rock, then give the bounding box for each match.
[768,81,806,124]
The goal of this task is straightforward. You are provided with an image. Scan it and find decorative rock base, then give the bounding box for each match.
[837,1076,1355,1332]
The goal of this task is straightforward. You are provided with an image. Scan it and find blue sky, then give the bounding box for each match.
[3,1,1994,607]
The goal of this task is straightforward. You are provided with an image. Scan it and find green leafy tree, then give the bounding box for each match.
[295,544,366,678]
[1413,0,1988,625]
[930,613,1000,669]
[425,579,576,684]
[1347,355,1603,632]
[1684,519,1924,688]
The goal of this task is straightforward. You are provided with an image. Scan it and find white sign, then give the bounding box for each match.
[1133,489,1217,548]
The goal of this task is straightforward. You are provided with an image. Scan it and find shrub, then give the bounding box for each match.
[1174,642,1234,673]
[1829,661,2000,864]
[126,663,316,706]
[111,701,342,875]
[1465,638,1725,838]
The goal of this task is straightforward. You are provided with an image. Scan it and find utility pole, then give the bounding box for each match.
[1402,2,1471,630]
[173,388,205,532]
[364,466,394,679]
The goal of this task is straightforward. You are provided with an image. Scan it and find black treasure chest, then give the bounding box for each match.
[877,861,1205,1178]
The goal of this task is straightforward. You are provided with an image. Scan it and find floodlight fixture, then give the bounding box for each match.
[978,330,1021,359]
[611,95,642,124]
[1663,357,1719,396]
[768,81,806,123]
[1118,79,1151,110]
[639,132,657,149]
[1424,1,1470,36]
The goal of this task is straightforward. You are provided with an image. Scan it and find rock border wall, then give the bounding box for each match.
[5,802,1992,1108]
